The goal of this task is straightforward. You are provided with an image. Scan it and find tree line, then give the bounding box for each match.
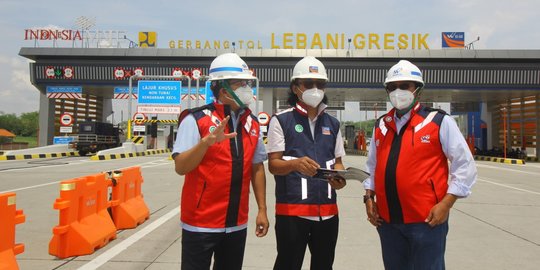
[0,111,39,137]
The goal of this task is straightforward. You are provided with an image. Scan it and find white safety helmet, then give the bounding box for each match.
[384,60,424,87]
[208,53,256,81]
[291,56,328,81]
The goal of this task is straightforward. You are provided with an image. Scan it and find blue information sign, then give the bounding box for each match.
[204,81,214,104]
[114,87,138,94]
[138,81,182,105]
[46,86,82,93]
[181,87,206,95]
[53,136,74,144]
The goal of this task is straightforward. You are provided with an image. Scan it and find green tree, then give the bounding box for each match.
[19,111,39,136]
[342,120,376,137]
[0,113,21,135]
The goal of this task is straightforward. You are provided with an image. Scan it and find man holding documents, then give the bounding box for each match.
[267,56,346,270]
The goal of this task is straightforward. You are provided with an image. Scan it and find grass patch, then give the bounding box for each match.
[13,136,38,148]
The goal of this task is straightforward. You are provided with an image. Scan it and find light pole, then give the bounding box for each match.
[501,107,507,159]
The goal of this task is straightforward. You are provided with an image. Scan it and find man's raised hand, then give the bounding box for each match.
[202,116,237,147]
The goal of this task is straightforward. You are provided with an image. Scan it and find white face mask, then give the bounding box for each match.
[389,89,415,110]
[233,85,253,107]
[301,88,324,108]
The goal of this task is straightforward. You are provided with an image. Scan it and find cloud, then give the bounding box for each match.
[0,54,39,115]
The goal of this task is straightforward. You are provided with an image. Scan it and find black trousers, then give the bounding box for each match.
[181,228,247,270]
[273,215,339,270]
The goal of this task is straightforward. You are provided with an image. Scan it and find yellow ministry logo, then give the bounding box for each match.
[139,32,157,48]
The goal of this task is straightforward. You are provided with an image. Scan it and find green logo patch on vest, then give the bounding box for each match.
[295,124,303,133]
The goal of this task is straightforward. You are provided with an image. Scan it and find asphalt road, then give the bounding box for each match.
[1,154,539,269]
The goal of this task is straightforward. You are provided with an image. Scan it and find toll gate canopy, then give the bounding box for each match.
[19,48,540,158]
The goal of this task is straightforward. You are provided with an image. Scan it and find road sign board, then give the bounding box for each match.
[53,136,75,144]
[47,86,82,93]
[60,113,74,126]
[138,105,181,114]
[114,87,139,99]
[59,126,73,133]
[172,68,183,78]
[138,80,182,105]
[63,67,74,79]
[114,67,125,79]
[134,67,144,76]
[114,87,139,94]
[45,66,55,78]
[192,69,202,80]
[133,112,147,121]
[133,125,146,132]
[258,112,271,125]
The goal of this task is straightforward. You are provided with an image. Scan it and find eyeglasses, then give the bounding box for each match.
[298,80,327,89]
[386,82,416,92]
[228,79,254,88]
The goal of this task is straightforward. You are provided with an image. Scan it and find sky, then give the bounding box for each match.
[1,0,539,121]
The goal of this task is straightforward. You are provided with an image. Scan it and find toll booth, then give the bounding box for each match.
[345,125,356,149]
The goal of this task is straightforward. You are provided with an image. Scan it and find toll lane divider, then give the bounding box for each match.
[108,167,149,229]
[0,152,79,161]
[90,149,170,161]
[49,166,150,259]
[0,193,25,270]
[474,155,526,165]
[49,174,117,258]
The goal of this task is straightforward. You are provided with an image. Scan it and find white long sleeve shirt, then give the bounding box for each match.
[363,110,477,198]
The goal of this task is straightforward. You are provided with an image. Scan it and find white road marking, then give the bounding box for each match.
[1,181,61,193]
[78,207,180,270]
[0,158,171,193]
[476,163,540,176]
[478,177,540,195]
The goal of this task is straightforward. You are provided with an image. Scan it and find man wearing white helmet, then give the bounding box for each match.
[363,60,477,269]
[267,56,347,270]
[172,53,269,270]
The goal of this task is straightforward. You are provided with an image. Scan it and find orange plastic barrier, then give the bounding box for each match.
[108,166,150,229]
[49,173,117,258]
[0,193,25,270]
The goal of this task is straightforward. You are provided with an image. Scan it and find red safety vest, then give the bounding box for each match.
[374,104,449,224]
[179,102,260,228]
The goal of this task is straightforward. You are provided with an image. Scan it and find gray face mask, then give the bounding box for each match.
[301,88,324,107]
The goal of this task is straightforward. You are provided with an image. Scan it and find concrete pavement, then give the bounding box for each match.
[3,154,539,269]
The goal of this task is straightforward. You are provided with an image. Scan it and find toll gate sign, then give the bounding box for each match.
[60,113,74,126]
[138,81,182,105]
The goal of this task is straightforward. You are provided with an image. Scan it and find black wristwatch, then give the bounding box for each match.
[363,194,375,204]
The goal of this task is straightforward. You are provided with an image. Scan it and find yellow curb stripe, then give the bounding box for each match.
[0,152,79,161]
[90,149,171,161]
